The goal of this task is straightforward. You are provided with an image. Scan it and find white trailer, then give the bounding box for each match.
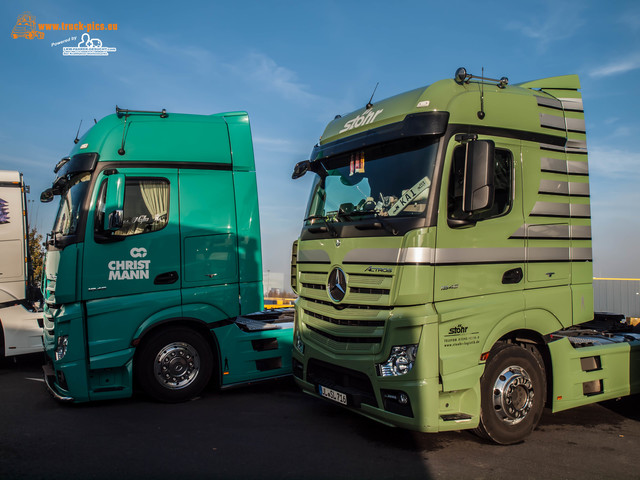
[0,170,42,357]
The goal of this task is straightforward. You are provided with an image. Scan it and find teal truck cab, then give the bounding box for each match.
[41,107,292,402]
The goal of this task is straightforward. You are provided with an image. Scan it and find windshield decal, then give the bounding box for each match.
[388,177,431,217]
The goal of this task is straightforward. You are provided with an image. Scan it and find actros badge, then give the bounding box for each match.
[327,267,347,302]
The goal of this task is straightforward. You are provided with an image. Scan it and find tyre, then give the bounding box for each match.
[135,327,214,403]
[474,342,546,445]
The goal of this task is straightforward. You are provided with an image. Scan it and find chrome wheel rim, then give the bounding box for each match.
[492,365,534,425]
[154,342,200,390]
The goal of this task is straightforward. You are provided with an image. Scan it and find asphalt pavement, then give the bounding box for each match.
[1,353,638,480]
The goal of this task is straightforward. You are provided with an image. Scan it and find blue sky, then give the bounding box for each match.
[2,0,639,285]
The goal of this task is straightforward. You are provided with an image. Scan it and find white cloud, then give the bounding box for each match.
[588,146,640,179]
[228,52,320,104]
[506,2,585,52]
[253,136,309,155]
[589,53,640,77]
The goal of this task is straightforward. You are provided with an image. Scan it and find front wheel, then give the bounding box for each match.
[136,327,213,403]
[474,342,546,445]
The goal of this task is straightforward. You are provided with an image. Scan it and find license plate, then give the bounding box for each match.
[319,385,347,405]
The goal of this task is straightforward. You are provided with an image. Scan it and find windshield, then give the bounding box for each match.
[52,173,91,236]
[305,137,439,223]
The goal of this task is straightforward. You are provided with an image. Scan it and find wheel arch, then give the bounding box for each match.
[490,329,552,407]
[132,317,223,388]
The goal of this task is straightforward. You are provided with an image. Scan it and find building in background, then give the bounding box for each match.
[263,271,284,297]
[594,278,640,318]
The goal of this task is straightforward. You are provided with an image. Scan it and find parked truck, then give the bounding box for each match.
[41,108,292,403]
[0,170,43,358]
[290,68,640,444]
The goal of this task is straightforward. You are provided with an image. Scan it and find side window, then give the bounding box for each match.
[448,146,512,222]
[95,177,170,237]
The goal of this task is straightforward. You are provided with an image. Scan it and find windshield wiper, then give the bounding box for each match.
[354,215,399,235]
[304,215,338,237]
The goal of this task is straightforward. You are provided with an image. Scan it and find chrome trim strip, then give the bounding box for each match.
[539,179,569,195]
[530,201,590,218]
[540,157,568,173]
[435,247,525,264]
[558,97,584,112]
[565,117,586,133]
[567,160,589,175]
[531,202,571,217]
[536,96,563,109]
[570,203,591,218]
[568,182,590,196]
[528,224,570,238]
[566,139,588,154]
[510,224,592,240]
[341,245,593,265]
[570,225,592,239]
[571,247,593,261]
[400,247,436,264]
[540,113,565,130]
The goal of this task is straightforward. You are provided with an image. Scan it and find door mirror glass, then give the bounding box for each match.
[463,140,495,213]
[104,173,125,231]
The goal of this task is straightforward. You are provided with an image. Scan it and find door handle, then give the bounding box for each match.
[502,267,523,284]
[154,271,179,285]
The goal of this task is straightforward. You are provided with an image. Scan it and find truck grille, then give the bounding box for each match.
[298,266,392,353]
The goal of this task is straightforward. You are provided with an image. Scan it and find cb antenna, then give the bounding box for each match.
[73,119,83,144]
[365,82,379,110]
[478,66,485,120]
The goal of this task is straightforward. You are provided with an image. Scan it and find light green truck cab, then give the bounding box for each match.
[291,69,640,444]
[42,108,292,403]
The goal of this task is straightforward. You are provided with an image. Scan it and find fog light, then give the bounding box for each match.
[55,335,68,361]
[294,329,305,354]
[377,345,418,376]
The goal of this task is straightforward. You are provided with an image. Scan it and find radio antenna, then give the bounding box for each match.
[366,82,379,110]
[477,67,486,120]
[73,119,83,144]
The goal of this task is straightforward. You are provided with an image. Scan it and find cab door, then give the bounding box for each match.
[434,135,525,387]
[82,168,180,359]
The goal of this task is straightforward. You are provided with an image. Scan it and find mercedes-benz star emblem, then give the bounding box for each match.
[327,267,347,302]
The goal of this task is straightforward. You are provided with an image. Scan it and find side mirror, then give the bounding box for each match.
[463,140,495,213]
[292,160,310,179]
[104,173,125,231]
[40,188,54,203]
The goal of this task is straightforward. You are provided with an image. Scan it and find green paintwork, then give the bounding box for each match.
[42,110,291,402]
[293,71,634,435]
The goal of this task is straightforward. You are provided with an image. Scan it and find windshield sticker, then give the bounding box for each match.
[349,152,365,176]
[388,176,431,217]
[339,109,383,134]
[108,247,150,280]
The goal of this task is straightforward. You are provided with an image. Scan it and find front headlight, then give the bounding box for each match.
[377,345,418,376]
[55,335,68,361]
